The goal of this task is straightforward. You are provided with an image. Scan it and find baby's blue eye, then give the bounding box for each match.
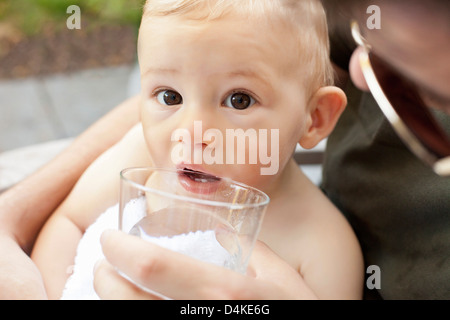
[156,90,183,106]
[224,93,255,110]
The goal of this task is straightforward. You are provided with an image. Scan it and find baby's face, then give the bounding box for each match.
[138,13,310,191]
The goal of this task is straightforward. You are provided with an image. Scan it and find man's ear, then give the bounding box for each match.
[299,86,347,149]
[350,47,370,92]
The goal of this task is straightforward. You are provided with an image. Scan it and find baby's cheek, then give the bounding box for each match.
[227,165,274,190]
[142,129,168,164]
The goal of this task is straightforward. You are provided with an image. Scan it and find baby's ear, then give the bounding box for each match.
[299,86,347,149]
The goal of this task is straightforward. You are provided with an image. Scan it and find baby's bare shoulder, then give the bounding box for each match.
[282,179,359,253]
[283,182,364,298]
[262,170,363,294]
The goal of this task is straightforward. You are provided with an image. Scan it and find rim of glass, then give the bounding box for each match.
[120,167,270,209]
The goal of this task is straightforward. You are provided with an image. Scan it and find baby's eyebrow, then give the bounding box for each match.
[142,67,273,90]
[142,67,179,77]
[226,69,261,79]
[225,69,272,89]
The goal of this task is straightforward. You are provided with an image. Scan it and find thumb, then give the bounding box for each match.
[247,241,295,279]
[247,241,318,299]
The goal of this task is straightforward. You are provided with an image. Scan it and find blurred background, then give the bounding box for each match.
[0,0,145,152]
[0,0,145,191]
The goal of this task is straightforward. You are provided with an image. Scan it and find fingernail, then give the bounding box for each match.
[100,229,114,245]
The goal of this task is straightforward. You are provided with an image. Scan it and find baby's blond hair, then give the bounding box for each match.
[142,0,334,98]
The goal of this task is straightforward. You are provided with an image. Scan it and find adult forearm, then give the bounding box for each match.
[0,95,141,254]
[0,234,47,299]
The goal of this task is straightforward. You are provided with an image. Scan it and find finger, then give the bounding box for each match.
[100,230,258,300]
[247,241,317,299]
[248,241,295,277]
[93,259,162,300]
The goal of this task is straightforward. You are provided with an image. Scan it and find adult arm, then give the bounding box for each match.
[0,95,140,299]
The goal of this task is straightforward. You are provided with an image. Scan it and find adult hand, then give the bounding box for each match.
[0,234,47,299]
[94,230,317,300]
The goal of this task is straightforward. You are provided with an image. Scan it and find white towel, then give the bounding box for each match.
[61,201,233,300]
[61,204,119,300]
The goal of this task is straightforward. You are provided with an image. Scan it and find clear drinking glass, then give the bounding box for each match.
[119,167,269,275]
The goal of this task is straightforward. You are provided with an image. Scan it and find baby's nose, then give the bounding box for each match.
[179,107,217,137]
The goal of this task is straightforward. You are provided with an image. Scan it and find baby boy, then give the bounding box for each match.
[32,0,364,299]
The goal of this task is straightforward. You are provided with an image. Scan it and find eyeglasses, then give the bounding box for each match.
[351,21,450,176]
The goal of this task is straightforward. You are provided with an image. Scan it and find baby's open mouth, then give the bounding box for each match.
[180,168,221,183]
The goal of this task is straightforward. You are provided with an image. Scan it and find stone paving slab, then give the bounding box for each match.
[0,64,137,153]
[0,78,57,152]
[43,66,136,137]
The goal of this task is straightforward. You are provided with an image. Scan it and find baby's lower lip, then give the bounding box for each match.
[177,168,221,194]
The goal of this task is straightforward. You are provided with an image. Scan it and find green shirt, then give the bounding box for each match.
[321,81,450,299]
